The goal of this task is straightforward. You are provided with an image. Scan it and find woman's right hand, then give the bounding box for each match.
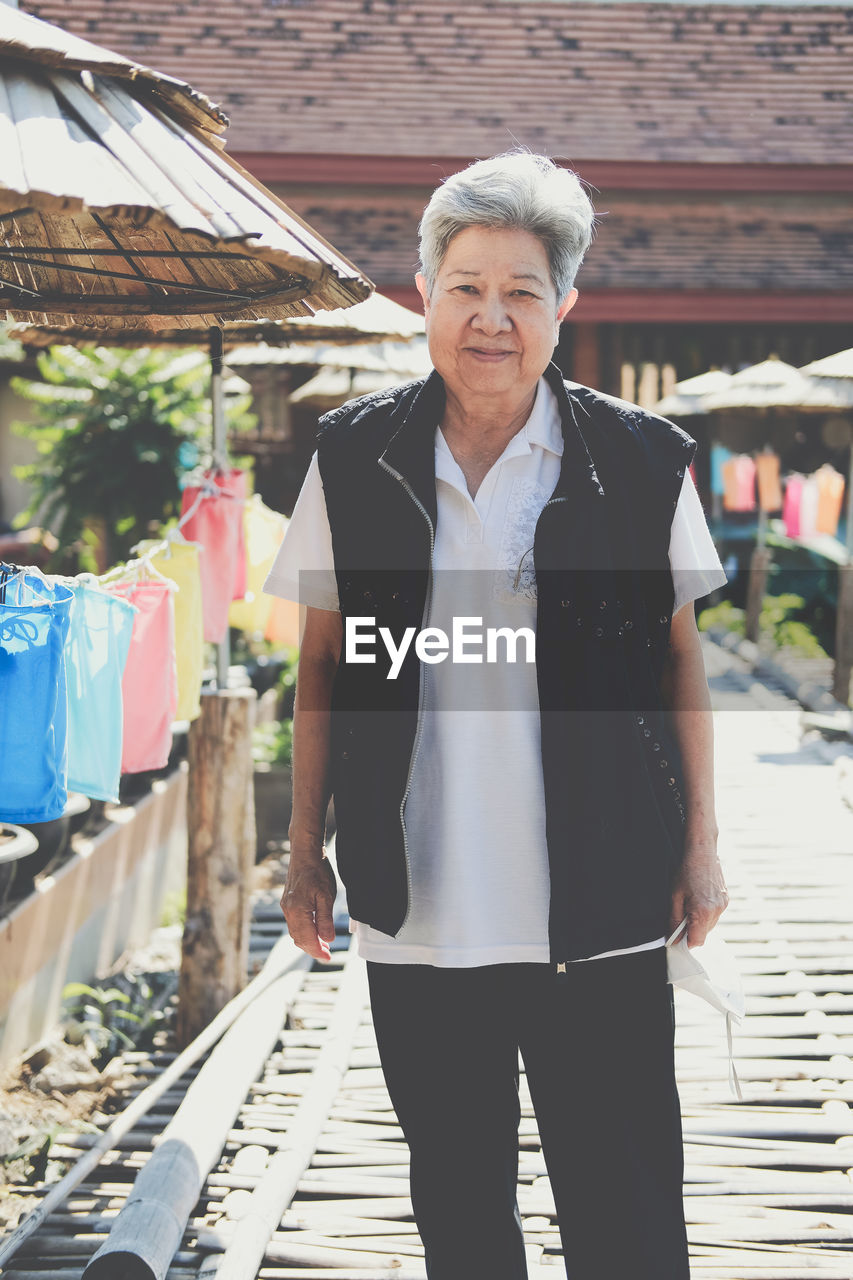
[281,853,338,962]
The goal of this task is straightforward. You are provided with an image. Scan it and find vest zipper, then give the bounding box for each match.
[377,456,435,934]
[538,495,571,977]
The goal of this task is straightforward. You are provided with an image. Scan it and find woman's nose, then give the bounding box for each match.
[471,296,512,334]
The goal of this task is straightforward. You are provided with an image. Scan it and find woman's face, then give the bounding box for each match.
[416,225,578,406]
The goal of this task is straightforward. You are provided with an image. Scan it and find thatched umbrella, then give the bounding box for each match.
[0,7,370,329]
[654,368,733,420]
[801,348,853,381]
[8,290,424,350]
[1,7,375,686]
[0,12,371,1274]
[288,339,432,412]
[701,355,853,416]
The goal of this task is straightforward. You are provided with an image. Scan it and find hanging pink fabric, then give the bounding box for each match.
[179,469,247,642]
[225,469,248,600]
[783,474,803,537]
[734,455,756,510]
[103,579,178,774]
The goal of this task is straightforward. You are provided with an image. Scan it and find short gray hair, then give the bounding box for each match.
[418,151,597,302]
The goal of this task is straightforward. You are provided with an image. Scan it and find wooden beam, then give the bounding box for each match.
[231,154,853,195]
[380,286,853,325]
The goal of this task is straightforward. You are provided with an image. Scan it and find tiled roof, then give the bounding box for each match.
[22,2,853,164]
[279,187,853,294]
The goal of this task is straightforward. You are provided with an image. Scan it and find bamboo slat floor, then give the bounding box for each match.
[3,633,853,1279]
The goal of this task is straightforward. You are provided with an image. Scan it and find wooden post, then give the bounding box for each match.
[745,543,771,644]
[177,687,257,1047]
[832,443,853,706]
[833,562,853,706]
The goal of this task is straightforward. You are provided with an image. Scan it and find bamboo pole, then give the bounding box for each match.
[177,686,256,1046]
[745,540,771,644]
[199,948,368,1280]
[209,326,231,693]
[832,561,853,705]
[81,961,311,1280]
[0,936,310,1271]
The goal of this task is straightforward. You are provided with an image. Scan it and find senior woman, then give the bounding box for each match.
[264,151,729,1280]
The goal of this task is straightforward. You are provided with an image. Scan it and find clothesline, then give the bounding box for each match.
[0,471,296,827]
[711,445,847,539]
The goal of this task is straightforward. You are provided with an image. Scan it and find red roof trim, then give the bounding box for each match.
[231,153,853,194]
[381,287,853,325]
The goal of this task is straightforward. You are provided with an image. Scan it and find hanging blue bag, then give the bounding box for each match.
[0,565,74,823]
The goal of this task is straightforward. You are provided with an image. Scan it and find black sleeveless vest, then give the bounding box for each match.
[315,361,697,964]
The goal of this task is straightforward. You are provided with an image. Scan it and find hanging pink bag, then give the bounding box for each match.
[783,474,803,537]
[103,578,178,774]
[179,469,247,642]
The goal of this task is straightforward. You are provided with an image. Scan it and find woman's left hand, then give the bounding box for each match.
[669,842,729,948]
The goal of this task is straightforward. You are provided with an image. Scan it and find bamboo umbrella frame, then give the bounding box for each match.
[8,291,425,350]
[1,6,376,683]
[0,7,371,330]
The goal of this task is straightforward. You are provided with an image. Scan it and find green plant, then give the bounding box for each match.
[276,649,299,717]
[697,599,745,636]
[61,975,169,1068]
[1,1124,67,1186]
[252,719,294,769]
[759,593,829,657]
[698,592,829,657]
[11,345,255,572]
[159,888,187,929]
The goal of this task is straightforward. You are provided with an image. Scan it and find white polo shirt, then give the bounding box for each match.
[263,378,727,967]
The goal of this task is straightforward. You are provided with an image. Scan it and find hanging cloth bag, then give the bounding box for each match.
[179,470,246,643]
[64,576,137,803]
[228,496,288,637]
[815,464,845,538]
[783,473,804,538]
[102,573,179,774]
[0,566,74,823]
[134,535,205,723]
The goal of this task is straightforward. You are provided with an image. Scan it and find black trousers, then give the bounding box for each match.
[366,945,690,1280]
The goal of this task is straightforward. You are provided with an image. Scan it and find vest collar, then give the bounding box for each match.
[376,361,605,525]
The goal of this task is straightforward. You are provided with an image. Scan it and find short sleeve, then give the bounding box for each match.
[261,452,340,611]
[668,469,727,615]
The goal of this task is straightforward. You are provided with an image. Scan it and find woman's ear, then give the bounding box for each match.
[557,288,579,325]
[415,272,431,323]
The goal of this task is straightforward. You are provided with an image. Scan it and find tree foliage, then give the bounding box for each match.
[11,345,253,571]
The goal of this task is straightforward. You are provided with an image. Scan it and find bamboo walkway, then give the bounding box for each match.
[2,635,853,1279]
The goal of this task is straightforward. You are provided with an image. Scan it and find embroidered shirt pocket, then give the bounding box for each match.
[493,477,551,604]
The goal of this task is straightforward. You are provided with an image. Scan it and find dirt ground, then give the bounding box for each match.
[0,848,290,1232]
